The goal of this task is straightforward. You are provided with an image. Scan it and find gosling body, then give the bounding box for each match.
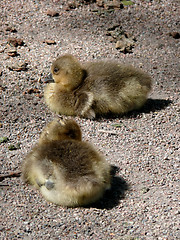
[22,120,111,207]
[44,54,152,118]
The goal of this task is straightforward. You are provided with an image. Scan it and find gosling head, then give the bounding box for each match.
[38,119,82,145]
[51,54,86,91]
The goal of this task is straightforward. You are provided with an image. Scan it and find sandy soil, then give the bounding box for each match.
[0,0,179,239]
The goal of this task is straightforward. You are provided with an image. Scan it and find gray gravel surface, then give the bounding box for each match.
[0,0,179,239]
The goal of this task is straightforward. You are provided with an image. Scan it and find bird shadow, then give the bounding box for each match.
[96,98,173,120]
[135,98,172,114]
[87,165,129,210]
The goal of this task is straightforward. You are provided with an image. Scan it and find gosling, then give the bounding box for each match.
[22,119,111,207]
[44,54,152,118]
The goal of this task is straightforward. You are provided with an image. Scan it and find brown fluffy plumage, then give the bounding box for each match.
[44,54,152,118]
[22,119,111,207]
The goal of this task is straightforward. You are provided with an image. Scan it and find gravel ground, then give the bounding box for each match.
[0,0,179,239]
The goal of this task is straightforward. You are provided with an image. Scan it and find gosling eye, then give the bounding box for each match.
[53,67,59,74]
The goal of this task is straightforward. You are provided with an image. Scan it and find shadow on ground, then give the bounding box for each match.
[139,98,172,113]
[124,98,173,119]
[89,165,129,210]
[96,98,173,120]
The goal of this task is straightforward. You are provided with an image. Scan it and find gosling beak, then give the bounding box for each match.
[44,73,54,83]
